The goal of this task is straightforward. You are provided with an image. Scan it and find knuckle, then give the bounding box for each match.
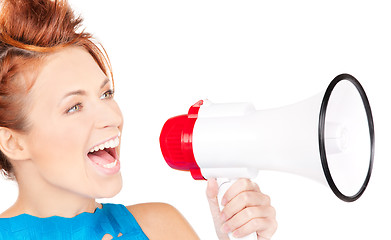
[240,191,251,203]
[251,218,264,229]
[244,207,255,219]
[239,178,252,189]
[244,179,253,189]
[252,182,261,192]
[272,219,278,232]
[269,206,276,217]
[270,206,277,218]
[265,218,278,234]
[263,194,271,204]
[255,219,277,239]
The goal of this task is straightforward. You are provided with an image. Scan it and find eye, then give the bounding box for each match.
[100,89,114,100]
[66,103,83,114]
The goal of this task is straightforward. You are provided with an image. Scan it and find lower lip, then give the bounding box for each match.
[87,156,121,175]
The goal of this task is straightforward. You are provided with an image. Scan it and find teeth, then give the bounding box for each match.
[102,160,118,169]
[89,137,120,153]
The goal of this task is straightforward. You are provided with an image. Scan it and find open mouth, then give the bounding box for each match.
[87,136,120,169]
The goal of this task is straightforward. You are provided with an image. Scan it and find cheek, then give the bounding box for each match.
[26,124,93,193]
[27,120,89,170]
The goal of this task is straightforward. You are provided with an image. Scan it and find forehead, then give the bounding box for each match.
[32,46,108,94]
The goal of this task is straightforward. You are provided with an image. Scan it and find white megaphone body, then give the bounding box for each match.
[159,74,374,240]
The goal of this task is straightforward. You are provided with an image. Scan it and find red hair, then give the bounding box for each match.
[0,0,113,179]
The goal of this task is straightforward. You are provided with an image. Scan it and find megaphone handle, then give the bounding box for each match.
[217,178,258,240]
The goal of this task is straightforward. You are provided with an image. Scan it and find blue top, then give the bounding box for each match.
[0,203,149,240]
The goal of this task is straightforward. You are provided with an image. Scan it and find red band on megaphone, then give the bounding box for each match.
[160,100,205,180]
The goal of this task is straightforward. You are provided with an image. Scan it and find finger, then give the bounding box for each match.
[221,191,271,222]
[221,205,276,234]
[231,217,277,239]
[221,178,261,206]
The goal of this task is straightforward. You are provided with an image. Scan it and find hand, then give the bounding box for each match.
[206,178,277,240]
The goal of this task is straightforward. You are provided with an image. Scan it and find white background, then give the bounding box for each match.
[1,0,390,239]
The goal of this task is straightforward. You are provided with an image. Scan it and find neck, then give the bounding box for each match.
[2,167,100,218]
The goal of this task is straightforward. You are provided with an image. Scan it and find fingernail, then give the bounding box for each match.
[221,198,227,206]
[220,212,226,221]
[220,224,230,233]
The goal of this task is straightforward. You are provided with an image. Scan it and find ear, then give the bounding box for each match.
[0,127,30,161]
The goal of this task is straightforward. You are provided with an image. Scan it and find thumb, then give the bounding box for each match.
[206,178,219,200]
[206,178,229,240]
[206,178,220,219]
[206,178,220,215]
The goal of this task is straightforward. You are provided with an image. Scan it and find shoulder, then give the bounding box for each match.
[126,202,199,240]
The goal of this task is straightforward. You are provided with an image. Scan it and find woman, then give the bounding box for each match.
[0,0,277,239]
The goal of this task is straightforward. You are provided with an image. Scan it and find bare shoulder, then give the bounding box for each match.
[126,202,199,240]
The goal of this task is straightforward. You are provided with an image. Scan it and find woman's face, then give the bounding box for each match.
[19,47,123,198]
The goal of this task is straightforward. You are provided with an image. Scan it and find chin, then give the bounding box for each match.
[94,173,123,199]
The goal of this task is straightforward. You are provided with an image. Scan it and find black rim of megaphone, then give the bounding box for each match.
[318,73,374,202]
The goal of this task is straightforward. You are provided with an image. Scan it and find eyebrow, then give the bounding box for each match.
[100,78,110,89]
[60,78,111,103]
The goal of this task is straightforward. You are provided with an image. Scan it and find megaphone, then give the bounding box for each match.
[159,73,374,239]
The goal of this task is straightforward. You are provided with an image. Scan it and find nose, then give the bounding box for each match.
[94,100,123,130]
